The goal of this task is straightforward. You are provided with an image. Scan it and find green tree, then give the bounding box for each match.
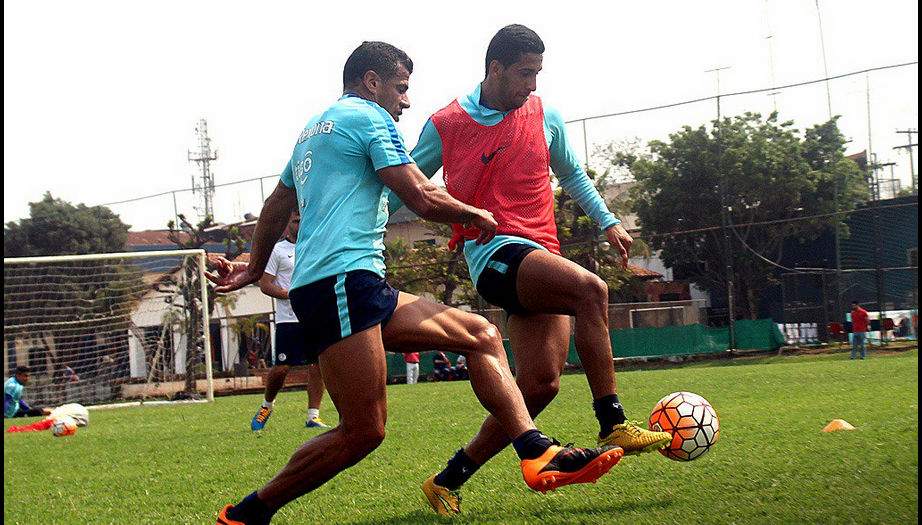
[4,192,130,257]
[627,113,865,318]
[384,222,477,307]
[4,193,138,390]
[151,213,247,392]
[554,167,648,303]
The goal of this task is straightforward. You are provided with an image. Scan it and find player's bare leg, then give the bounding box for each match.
[381,292,534,440]
[388,294,622,514]
[257,325,389,509]
[463,313,571,466]
[516,250,670,454]
[264,366,290,403]
[251,365,290,431]
[516,250,617,399]
[304,363,329,427]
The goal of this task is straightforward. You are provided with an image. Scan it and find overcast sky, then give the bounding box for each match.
[4,0,918,232]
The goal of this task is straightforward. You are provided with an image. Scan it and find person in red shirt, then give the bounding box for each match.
[404,352,420,384]
[850,302,870,360]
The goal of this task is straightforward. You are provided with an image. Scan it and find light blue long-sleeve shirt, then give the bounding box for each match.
[404,84,620,286]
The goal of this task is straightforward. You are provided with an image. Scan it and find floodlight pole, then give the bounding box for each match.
[707,66,736,351]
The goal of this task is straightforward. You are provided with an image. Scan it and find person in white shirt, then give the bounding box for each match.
[251,209,330,431]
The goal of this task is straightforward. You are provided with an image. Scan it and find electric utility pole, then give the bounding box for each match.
[894,129,917,194]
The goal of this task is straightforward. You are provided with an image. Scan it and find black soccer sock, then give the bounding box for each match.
[594,393,627,438]
[226,491,276,525]
[511,429,554,461]
[433,448,481,490]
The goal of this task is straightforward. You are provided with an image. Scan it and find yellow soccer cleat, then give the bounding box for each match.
[305,417,331,428]
[599,421,672,455]
[422,475,462,516]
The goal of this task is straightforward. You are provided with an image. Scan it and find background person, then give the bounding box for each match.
[404,352,420,384]
[453,354,469,380]
[6,402,90,433]
[850,301,870,360]
[432,351,452,382]
[251,209,330,431]
[4,366,51,419]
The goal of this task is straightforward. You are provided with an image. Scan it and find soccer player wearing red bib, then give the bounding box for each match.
[210,41,622,525]
[412,25,672,515]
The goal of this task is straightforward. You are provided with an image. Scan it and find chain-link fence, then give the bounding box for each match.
[780,199,918,344]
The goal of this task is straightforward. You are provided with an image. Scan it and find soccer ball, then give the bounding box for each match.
[649,392,719,461]
[50,416,78,437]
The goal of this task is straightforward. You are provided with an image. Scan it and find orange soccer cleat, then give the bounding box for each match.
[520,442,623,494]
[215,505,245,525]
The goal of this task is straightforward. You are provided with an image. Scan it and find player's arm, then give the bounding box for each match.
[546,106,632,268]
[4,394,14,418]
[366,111,494,243]
[258,272,289,300]
[389,119,445,215]
[208,179,297,292]
[378,163,496,245]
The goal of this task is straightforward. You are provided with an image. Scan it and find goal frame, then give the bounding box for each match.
[3,249,214,402]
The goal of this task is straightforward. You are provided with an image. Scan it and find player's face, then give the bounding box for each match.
[286,214,300,239]
[374,62,411,121]
[16,372,30,385]
[497,52,542,111]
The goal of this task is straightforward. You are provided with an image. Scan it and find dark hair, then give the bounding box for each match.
[485,24,545,77]
[343,41,413,90]
[852,301,860,306]
[15,366,30,375]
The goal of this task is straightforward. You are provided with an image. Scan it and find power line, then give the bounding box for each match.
[95,62,918,212]
[97,174,279,207]
[565,61,917,124]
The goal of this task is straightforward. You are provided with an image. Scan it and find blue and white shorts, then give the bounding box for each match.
[288,270,399,362]
[273,322,316,366]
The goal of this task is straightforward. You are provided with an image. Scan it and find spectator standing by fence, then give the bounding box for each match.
[404,352,420,384]
[850,302,869,360]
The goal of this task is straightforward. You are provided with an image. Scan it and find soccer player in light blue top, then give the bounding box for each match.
[4,366,49,418]
[209,41,622,525]
[410,25,672,516]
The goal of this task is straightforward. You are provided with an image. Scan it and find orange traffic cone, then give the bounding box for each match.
[822,419,857,432]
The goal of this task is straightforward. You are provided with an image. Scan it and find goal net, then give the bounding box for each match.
[3,249,214,407]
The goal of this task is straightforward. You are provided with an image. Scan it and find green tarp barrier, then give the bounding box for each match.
[385,319,786,378]
[607,318,786,359]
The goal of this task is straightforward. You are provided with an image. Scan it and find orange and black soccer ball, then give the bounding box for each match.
[649,392,719,461]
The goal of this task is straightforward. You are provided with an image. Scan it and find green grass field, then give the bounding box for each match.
[4,347,918,525]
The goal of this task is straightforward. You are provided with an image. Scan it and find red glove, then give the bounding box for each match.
[6,418,54,433]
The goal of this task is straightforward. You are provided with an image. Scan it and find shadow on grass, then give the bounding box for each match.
[337,497,674,525]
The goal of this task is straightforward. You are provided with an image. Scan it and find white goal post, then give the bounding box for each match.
[4,249,214,406]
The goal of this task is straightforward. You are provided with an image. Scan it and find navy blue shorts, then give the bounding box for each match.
[273,322,317,366]
[288,271,399,362]
[475,243,539,315]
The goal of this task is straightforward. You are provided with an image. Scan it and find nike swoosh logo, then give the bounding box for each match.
[481,146,508,164]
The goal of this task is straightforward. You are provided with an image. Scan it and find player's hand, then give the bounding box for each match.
[206,256,262,293]
[605,223,633,270]
[467,209,498,245]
